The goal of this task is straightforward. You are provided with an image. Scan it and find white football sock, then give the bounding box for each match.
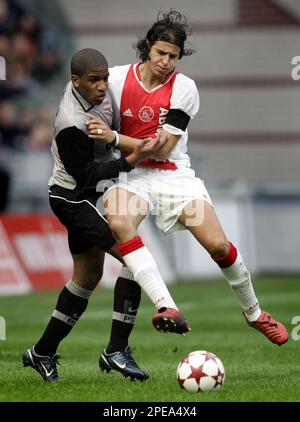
[221,251,261,321]
[122,246,177,310]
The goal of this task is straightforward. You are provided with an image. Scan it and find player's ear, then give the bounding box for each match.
[71,74,80,88]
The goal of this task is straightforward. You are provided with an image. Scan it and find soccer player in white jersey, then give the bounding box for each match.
[88,10,288,346]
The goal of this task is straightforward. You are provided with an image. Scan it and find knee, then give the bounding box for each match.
[73,268,103,290]
[107,216,123,234]
[108,216,135,241]
[209,240,230,259]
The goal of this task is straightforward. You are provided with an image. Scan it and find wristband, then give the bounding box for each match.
[111,130,120,147]
[106,131,120,150]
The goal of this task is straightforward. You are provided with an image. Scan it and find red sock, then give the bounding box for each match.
[118,236,144,257]
[213,242,237,269]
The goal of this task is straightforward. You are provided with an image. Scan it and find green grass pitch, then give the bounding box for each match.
[0,275,299,402]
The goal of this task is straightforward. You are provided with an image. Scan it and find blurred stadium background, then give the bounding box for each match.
[0,0,300,291]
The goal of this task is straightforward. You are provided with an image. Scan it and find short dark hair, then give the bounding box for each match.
[136,9,194,62]
[71,48,108,76]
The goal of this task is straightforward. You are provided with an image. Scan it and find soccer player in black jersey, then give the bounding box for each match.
[22,48,184,382]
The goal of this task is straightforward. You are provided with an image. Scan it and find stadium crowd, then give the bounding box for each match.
[0,0,62,210]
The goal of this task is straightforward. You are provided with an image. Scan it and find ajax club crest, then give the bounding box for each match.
[139,105,154,122]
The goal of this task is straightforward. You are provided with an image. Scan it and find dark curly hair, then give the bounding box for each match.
[136,9,194,62]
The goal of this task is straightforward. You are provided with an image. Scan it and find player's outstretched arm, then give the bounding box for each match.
[87,117,141,152]
[125,138,165,166]
[148,129,181,161]
[87,117,168,161]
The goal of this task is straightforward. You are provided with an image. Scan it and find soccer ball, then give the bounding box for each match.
[177,350,225,393]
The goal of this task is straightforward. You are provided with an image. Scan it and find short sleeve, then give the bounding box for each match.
[170,74,200,119]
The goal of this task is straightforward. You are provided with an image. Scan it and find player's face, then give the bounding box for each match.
[147,41,180,79]
[72,66,109,105]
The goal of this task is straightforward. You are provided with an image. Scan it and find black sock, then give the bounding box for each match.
[106,276,141,354]
[34,281,91,357]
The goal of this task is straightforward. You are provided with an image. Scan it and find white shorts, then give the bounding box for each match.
[104,167,213,234]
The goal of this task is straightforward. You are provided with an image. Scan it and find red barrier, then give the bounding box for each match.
[0,214,72,294]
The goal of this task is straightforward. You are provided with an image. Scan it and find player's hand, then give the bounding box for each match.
[87,117,115,143]
[126,137,166,166]
[142,136,166,153]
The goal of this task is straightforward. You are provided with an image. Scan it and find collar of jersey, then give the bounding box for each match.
[134,63,176,94]
[71,85,94,112]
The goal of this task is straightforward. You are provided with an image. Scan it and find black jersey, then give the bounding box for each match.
[48,81,133,253]
[49,81,132,198]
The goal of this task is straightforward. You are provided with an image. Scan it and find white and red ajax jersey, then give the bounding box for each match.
[109,63,199,169]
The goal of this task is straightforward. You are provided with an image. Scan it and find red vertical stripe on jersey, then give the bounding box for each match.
[213,242,238,268]
[118,236,144,256]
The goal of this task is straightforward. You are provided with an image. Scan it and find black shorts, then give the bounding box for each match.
[49,185,116,254]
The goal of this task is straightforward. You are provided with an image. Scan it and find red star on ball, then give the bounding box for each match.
[211,368,224,386]
[187,364,207,384]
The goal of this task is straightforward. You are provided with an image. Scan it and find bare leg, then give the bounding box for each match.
[178,200,260,319]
